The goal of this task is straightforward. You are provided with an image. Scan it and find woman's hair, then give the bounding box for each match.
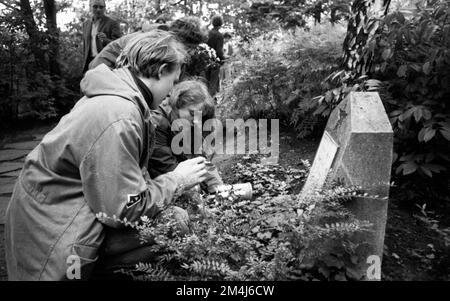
[168,80,215,119]
[211,15,223,27]
[116,30,187,79]
[169,16,208,45]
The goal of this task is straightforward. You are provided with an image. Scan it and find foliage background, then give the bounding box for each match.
[219,0,449,204]
[109,155,373,281]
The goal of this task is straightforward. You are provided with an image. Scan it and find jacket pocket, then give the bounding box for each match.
[69,244,99,280]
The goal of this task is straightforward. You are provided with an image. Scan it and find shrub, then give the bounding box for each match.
[299,1,450,203]
[104,154,373,281]
[371,3,450,202]
[0,18,81,126]
[219,22,346,127]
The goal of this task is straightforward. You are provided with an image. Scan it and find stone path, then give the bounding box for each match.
[0,132,47,224]
[0,125,52,280]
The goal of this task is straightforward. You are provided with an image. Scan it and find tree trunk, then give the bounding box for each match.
[43,0,61,77]
[342,0,390,77]
[19,0,47,71]
[184,0,190,14]
[199,0,204,17]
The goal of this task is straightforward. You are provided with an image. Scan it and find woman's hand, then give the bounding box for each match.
[173,156,208,189]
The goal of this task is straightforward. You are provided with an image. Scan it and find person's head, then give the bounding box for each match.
[91,0,106,19]
[168,80,215,124]
[169,16,208,45]
[211,15,223,28]
[116,30,188,108]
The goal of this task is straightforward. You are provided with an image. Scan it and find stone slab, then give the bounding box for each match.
[347,196,389,280]
[0,162,23,175]
[0,149,30,162]
[301,131,338,196]
[326,92,393,198]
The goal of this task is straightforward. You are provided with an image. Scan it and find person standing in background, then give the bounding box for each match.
[220,32,234,85]
[82,0,121,72]
[206,15,224,96]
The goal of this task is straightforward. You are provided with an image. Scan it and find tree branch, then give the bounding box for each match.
[0,0,20,11]
[163,0,184,11]
[383,0,391,16]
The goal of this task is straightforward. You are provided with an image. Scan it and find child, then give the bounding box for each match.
[149,80,223,193]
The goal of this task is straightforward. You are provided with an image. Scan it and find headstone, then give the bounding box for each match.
[300,92,393,280]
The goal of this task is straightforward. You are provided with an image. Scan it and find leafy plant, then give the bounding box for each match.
[293,1,450,202]
[184,43,221,79]
[372,2,450,202]
[220,22,346,125]
[108,154,373,281]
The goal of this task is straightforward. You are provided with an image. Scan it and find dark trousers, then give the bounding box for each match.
[90,207,189,280]
[90,227,156,280]
[83,55,95,73]
[206,67,221,96]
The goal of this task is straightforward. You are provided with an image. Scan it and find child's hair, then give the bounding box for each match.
[168,80,215,120]
[169,16,208,45]
[116,30,187,79]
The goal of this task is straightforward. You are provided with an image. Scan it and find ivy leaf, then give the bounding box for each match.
[413,107,423,122]
[392,152,398,163]
[440,129,450,141]
[419,165,433,177]
[422,62,431,75]
[382,48,391,60]
[421,164,446,175]
[423,128,436,142]
[399,107,415,122]
[422,108,432,120]
[402,161,418,175]
[418,127,426,142]
[397,65,407,77]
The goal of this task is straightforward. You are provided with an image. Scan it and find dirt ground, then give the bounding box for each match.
[0,127,448,281]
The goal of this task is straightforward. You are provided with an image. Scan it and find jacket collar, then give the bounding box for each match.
[129,70,154,109]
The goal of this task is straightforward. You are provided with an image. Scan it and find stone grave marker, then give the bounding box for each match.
[300,91,393,280]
